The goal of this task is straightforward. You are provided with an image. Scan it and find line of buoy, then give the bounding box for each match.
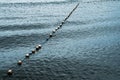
[7,3,79,76]
[7,44,43,76]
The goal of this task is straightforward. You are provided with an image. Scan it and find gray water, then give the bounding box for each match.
[0,0,120,80]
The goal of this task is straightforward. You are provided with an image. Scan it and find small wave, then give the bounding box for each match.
[0,31,48,49]
[0,28,52,37]
[65,16,120,26]
[0,0,79,7]
[0,17,25,20]
[0,0,66,3]
[0,23,54,31]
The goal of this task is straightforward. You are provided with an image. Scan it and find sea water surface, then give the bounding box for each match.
[0,0,120,80]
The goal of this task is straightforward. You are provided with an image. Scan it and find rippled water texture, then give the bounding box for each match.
[0,0,120,80]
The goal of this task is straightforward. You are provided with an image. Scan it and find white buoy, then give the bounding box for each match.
[7,69,13,76]
[62,21,65,24]
[65,17,67,21]
[55,27,58,31]
[25,54,29,58]
[49,33,53,37]
[36,45,42,51]
[59,24,62,27]
[52,30,56,33]
[38,45,42,49]
[17,60,22,65]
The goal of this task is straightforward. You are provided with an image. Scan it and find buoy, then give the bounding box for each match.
[36,45,42,51]
[62,21,64,24]
[32,50,36,54]
[59,24,62,27]
[46,38,49,41]
[65,17,67,21]
[7,69,13,76]
[55,28,58,31]
[17,60,22,65]
[52,30,56,33]
[25,54,30,58]
[35,47,39,51]
[49,33,53,38]
[29,53,32,55]
[57,26,60,29]
[37,45,42,49]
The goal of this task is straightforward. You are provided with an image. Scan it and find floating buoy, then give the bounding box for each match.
[7,69,13,76]
[49,33,53,38]
[17,60,22,65]
[37,45,42,49]
[36,45,42,51]
[62,21,64,24]
[55,28,58,31]
[52,30,56,33]
[25,54,30,58]
[59,24,62,27]
[32,50,36,54]
[46,38,49,41]
[65,17,67,21]
[57,26,60,29]
[29,53,32,55]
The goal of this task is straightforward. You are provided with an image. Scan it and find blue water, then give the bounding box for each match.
[0,0,120,79]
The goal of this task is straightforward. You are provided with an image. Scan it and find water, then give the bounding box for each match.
[0,0,66,3]
[0,0,120,80]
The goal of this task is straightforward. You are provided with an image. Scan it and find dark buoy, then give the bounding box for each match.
[25,54,30,58]
[17,60,22,65]
[65,17,67,21]
[29,53,32,55]
[32,50,36,54]
[7,69,13,76]
[46,38,49,41]
[35,48,39,51]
